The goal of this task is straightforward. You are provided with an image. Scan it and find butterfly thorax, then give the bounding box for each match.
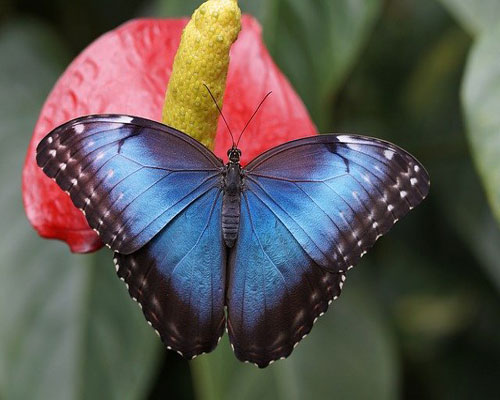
[222,148,243,248]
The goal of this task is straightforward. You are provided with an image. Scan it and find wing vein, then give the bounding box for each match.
[165,190,221,291]
[292,182,349,270]
[117,153,220,172]
[243,192,290,292]
[244,177,325,267]
[92,167,145,223]
[118,176,220,248]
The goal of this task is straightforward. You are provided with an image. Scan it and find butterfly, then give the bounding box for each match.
[36,113,429,367]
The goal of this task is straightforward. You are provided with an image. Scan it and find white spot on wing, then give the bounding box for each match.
[74,124,84,134]
[111,115,134,124]
[384,150,394,160]
[346,143,361,151]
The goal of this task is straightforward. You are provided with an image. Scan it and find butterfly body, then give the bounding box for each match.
[36,114,430,367]
[222,149,243,248]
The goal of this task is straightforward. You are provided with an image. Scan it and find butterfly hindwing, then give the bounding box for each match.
[226,134,429,366]
[36,115,223,254]
[114,187,226,358]
[226,189,345,367]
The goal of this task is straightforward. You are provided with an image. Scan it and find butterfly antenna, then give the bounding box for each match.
[203,84,235,147]
[236,91,272,147]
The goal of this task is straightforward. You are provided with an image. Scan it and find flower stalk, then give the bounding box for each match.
[162,0,241,149]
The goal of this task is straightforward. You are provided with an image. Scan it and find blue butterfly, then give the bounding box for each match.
[36,114,429,367]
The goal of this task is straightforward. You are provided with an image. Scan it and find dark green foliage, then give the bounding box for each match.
[1,0,500,399]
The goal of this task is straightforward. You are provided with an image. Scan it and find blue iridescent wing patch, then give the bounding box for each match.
[36,115,223,254]
[114,187,225,358]
[227,134,429,366]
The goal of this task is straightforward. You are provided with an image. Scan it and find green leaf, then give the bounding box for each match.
[398,22,500,290]
[267,0,382,129]
[462,24,500,228]
[191,283,399,400]
[0,20,160,399]
[437,0,500,36]
[157,0,201,17]
[432,158,500,292]
[157,0,272,23]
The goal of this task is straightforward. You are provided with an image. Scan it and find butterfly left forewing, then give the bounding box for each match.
[36,114,223,254]
[226,134,429,366]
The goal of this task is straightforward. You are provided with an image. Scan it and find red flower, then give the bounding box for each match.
[22,16,317,253]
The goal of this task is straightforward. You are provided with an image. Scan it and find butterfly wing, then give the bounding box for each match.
[226,134,429,367]
[114,187,225,358]
[37,114,226,357]
[36,114,223,254]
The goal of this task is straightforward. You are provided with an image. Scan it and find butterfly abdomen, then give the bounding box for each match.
[222,193,240,247]
[222,162,242,248]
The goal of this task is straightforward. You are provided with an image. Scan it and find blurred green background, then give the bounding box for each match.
[1,0,500,399]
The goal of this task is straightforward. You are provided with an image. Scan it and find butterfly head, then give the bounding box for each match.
[227,147,242,163]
